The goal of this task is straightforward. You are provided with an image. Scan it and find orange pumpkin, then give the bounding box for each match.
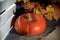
[14,13,46,35]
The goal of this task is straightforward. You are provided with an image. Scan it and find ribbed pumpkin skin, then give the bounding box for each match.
[14,13,46,35]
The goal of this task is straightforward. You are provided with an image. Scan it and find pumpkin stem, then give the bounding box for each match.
[27,13,33,21]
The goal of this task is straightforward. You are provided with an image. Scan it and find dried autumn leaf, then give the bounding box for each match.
[34,5,46,16]
[45,5,54,21]
[45,13,53,21]
[34,4,60,21]
[46,5,54,13]
[53,5,60,21]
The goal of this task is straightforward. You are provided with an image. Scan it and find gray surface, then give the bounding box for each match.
[41,26,60,40]
[0,0,16,13]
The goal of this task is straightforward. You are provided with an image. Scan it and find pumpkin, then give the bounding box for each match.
[14,13,46,35]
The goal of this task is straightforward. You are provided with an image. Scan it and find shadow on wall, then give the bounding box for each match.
[10,15,17,27]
